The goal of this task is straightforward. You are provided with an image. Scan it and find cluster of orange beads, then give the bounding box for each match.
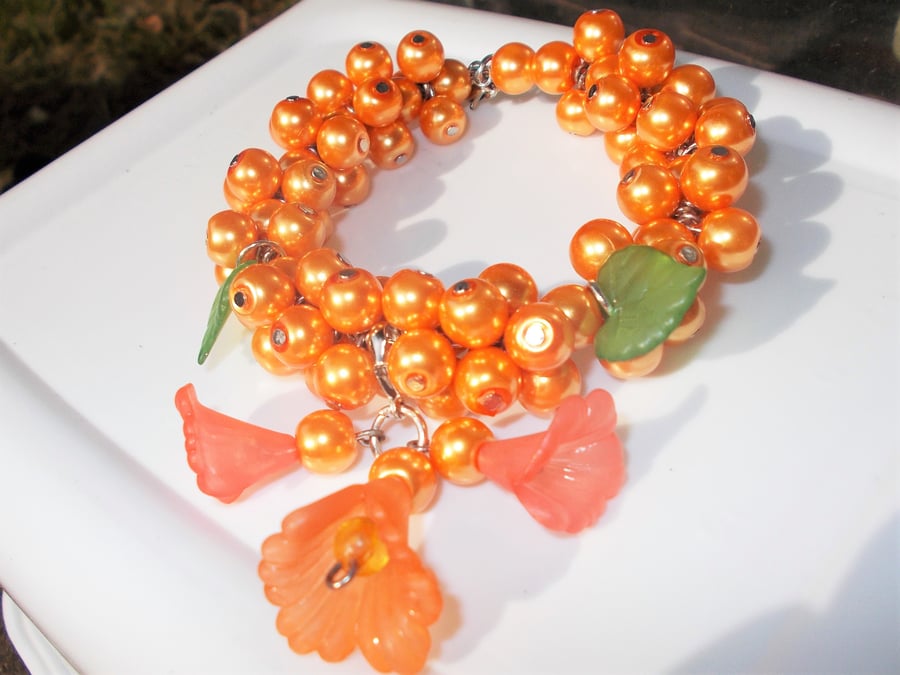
[204,10,759,484]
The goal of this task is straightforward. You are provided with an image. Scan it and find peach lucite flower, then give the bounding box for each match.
[175,383,299,503]
[475,389,625,533]
[259,476,442,674]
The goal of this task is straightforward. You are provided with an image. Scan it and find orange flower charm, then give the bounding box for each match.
[259,476,442,674]
[476,389,625,533]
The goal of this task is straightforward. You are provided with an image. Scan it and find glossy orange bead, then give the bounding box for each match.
[269,304,335,368]
[315,114,370,170]
[541,283,604,349]
[431,58,472,103]
[396,30,445,83]
[601,343,664,379]
[694,98,756,156]
[666,296,706,343]
[636,90,698,151]
[556,89,595,136]
[268,96,322,151]
[318,267,383,334]
[222,178,254,213]
[269,255,301,283]
[214,264,230,286]
[415,388,468,420]
[661,64,717,107]
[229,263,296,329]
[369,448,437,513]
[569,218,633,280]
[332,162,371,207]
[490,42,535,95]
[619,141,669,178]
[453,347,521,417]
[653,237,706,275]
[306,69,354,114]
[533,40,580,94]
[632,217,695,247]
[419,95,467,145]
[265,202,328,258]
[382,268,444,330]
[367,118,416,169]
[519,359,582,415]
[312,342,378,410]
[618,29,675,89]
[352,77,403,127]
[504,302,575,371]
[278,147,318,171]
[478,262,538,312]
[604,125,638,164]
[296,409,358,473]
[251,324,299,376]
[385,328,456,398]
[345,40,393,85]
[246,198,286,231]
[225,148,282,204]
[206,210,259,268]
[295,247,351,307]
[429,417,492,486]
[583,74,641,132]
[332,516,389,576]
[280,157,337,211]
[697,207,761,272]
[616,164,682,225]
[393,75,424,122]
[680,145,749,211]
[438,278,509,349]
[573,9,625,61]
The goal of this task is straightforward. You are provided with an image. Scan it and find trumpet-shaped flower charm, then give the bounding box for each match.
[259,476,442,674]
[475,389,625,533]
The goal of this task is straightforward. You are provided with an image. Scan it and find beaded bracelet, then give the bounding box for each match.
[176,9,759,673]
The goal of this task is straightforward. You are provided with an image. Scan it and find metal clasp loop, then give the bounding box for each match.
[363,323,401,410]
[236,239,285,265]
[357,401,429,457]
[468,54,498,110]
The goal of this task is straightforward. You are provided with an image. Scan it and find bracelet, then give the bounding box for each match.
[176,9,759,673]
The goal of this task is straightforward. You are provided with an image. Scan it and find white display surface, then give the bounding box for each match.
[1,0,898,673]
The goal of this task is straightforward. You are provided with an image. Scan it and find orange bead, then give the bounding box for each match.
[269,256,301,284]
[477,262,538,312]
[315,114,370,170]
[265,202,328,259]
[381,268,444,330]
[653,237,707,274]
[619,141,669,178]
[583,74,641,132]
[636,90,698,151]
[541,283,603,349]
[618,29,675,89]
[296,409,358,473]
[246,198,286,231]
[280,157,337,211]
[419,95,467,144]
[332,516,389,576]
[694,98,756,156]
[367,118,416,169]
[251,324,299,375]
[601,343,664,378]
[345,40,393,85]
[453,347,521,416]
[556,89,595,136]
[269,304,335,368]
[533,40,580,94]
[490,42,535,95]
[306,69,354,114]
[369,448,437,513]
[393,75,424,122]
[573,9,625,61]
[569,218,633,280]
[214,264,230,286]
[225,148,282,204]
[332,162,371,207]
[295,247,351,307]
[585,53,620,81]
[268,96,322,151]
[352,77,403,127]
[385,328,456,398]
[396,30,445,83]
[278,147,318,171]
[632,217,695,247]
[438,278,509,349]
[616,164,682,225]
[697,207,761,273]
[229,263,296,329]
[680,145,748,211]
[666,296,706,343]
[318,267,383,334]
[206,210,259,268]
[222,178,254,213]
[661,64,717,107]
[312,342,378,410]
[415,387,468,420]
[504,302,575,371]
[604,125,638,164]
[519,359,582,415]
[430,58,472,104]
[429,417,492,486]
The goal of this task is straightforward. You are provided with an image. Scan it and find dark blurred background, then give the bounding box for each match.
[0,0,898,670]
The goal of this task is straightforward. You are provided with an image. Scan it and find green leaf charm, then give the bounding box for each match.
[197,260,256,364]
[593,245,706,362]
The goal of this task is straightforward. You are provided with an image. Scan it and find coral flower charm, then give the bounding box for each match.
[259,476,442,674]
[175,383,299,503]
[476,389,625,533]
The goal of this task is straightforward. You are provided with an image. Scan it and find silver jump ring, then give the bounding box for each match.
[325,559,358,590]
[236,239,286,265]
[363,402,429,457]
